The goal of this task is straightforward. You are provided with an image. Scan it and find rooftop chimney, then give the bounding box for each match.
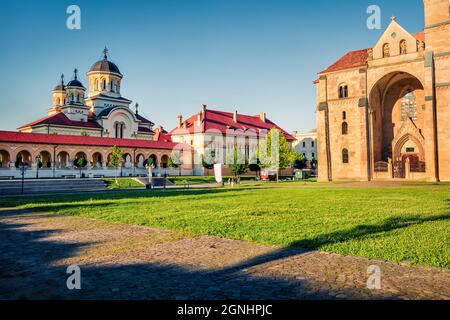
[177,115,183,128]
[259,112,266,123]
[201,104,207,115]
[233,110,238,122]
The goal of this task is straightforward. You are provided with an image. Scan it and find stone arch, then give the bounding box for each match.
[160,154,169,168]
[136,153,146,168]
[0,149,11,168]
[37,150,52,168]
[369,71,425,162]
[392,133,425,162]
[92,152,103,168]
[15,150,32,168]
[74,152,88,168]
[56,151,70,168]
[122,153,133,168]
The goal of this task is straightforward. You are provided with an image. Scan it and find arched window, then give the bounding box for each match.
[342,122,348,135]
[400,40,407,55]
[342,111,347,120]
[76,94,80,103]
[339,85,348,99]
[342,149,349,164]
[383,43,390,58]
[401,90,417,121]
[110,81,114,92]
[95,79,99,91]
[102,79,106,91]
[115,122,125,139]
[56,98,60,106]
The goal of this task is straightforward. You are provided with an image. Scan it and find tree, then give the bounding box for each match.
[227,147,248,184]
[75,156,87,178]
[109,145,123,184]
[201,148,215,174]
[168,151,183,176]
[258,128,295,181]
[248,154,261,179]
[293,153,307,170]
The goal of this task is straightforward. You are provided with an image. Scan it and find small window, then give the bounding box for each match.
[302,142,306,148]
[102,79,106,91]
[339,85,348,99]
[312,152,315,158]
[400,40,407,55]
[110,81,114,92]
[406,147,415,153]
[342,149,349,163]
[342,122,348,135]
[311,141,315,148]
[303,153,306,157]
[342,111,347,120]
[383,43,390,58]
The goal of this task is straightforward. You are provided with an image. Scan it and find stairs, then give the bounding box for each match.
[0,179,108,196]
[134,177,174,188]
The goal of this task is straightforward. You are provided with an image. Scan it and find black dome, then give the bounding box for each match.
[89,59,122,75]
[66,79,84,88]
[53,84,65,91]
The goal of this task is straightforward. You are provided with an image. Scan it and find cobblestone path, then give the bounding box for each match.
[0,208,448,300]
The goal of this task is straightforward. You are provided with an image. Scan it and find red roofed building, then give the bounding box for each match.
[0,49,195,179]
[170,105,295,175]
[315,4,450,182]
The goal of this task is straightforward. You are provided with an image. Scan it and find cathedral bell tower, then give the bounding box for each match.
[423,0,450,53]
[48,74,66,116]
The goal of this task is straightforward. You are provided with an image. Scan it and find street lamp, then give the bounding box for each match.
[35,156,40,179]
[19,162,28,194]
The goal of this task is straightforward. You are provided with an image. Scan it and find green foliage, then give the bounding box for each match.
[104,178,144,189]
[80,131,89,136]
[201,148,215,170]
[258,129,295,170]
[227,148,249,181]
[168,152,182,168]
[293,153,307,170]
[109,146,123,183]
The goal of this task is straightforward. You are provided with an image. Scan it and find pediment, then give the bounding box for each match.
[372,19,419,60]
[394,117,424,144]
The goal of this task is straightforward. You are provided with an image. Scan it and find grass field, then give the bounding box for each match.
[1,183,449,268]
[103,178,145,189]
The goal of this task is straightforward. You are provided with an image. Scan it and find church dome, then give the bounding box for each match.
[89,59,121,75]
[66,79,84,88]
[66,69,85,88]
[89,48,122,75]
[53,84,65,91]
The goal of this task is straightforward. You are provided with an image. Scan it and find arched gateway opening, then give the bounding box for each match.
[369,71,425,178]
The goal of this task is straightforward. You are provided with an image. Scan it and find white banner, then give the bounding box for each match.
[214,163,222,183]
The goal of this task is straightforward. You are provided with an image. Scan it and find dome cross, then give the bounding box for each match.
[103,47,109,60]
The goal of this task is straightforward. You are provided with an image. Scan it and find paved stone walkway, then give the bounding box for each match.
[0,208,448,300]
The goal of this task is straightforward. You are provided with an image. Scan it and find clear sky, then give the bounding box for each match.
[0,0,424,133]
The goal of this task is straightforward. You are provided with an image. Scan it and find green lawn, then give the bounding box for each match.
[103,178,145,189]
[1,183,449,268]
[168,176,258,185]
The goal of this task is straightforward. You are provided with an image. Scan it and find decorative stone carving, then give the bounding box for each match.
[400,40,407,55]
[367,48,373,61]
[383,44,390,58]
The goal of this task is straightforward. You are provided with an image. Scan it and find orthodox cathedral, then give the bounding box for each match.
[18,48,155,141]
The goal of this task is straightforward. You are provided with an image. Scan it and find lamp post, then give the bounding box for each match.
[19,162,28,194]
[35,156,40,179]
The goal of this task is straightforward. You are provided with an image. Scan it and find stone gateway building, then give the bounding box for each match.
[315,0,450,182]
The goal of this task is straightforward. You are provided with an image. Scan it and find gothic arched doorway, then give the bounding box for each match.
[369,71,425,178]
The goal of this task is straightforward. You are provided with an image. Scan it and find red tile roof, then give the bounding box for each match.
[170,108,295,141]
[320,32,425,74]
[0,130,179,150]
[18,112,102,130]
[320,49,369,74]
[153,127,172,143]
[412,32,425,42]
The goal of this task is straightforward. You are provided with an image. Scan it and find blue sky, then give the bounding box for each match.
[0,0,424,133]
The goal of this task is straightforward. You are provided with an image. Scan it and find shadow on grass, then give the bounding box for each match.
[1,203,449,299]
[0,186,273,209]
